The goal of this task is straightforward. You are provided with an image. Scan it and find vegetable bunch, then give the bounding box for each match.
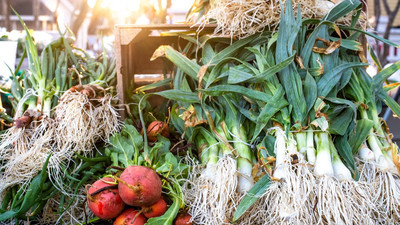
[150,0,400,224]
[0,11,119,224]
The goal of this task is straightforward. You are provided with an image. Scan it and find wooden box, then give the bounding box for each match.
[114,24,216,118]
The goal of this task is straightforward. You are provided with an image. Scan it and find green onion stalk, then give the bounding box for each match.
[221,96,254,193]
[346,65,400,221]
[183,122,239,225]
[311,129,375,224]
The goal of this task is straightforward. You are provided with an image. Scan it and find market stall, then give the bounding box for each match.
[1,0,400,224]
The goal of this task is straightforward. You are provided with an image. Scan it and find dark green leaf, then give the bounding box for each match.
[165,46,201,81]
[228,65,254,84]
[349,118,374,154]
[304,72,317,114]
[233,174,271,222]
[340,26,400,48]
[317,63,367,97]
[200,85,272,102]
[156,90,199,103]
[335,136,359,180]
[328,107,354,135]
[373,61,400,88]
[378,89,400,119]
[135,78,171,92]
[146,195,181,225]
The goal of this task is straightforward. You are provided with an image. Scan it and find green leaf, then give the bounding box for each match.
[233,174,271,222]
[165,46,201,81]
[210,35,256,65]
[323,0,361,22]
[335,136,359,180]
[246,54,295,83]
[200,85,273,102]
[106,124,143,167]
[228,65,254,84]
[13,9,42,82]
[276,1,306,123]
[325,97,358,119]
[349,118,373,154]
[328,107,354,135]
[373,61,400,88]
[304,72,317,114]
[0,210,17,221]
[340,26,400,48]
[202,42,215,65]
[155,90,199,103]
[135,78,171,92]
[252,86,288,141]
[146,195,181,225]
[317,63,368,97]
[368,45,382,71]
[331,38,362,51]
[378,89,400,119]
[311,117,329,131]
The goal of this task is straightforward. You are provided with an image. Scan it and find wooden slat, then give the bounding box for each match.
[115,24,216,119]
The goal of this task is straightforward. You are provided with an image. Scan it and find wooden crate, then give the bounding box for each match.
[114,24,216,118]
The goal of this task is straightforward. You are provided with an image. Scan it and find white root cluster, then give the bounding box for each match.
[54,92,121,154]
[0,120,54,194]
[51,92,121,194]
[358,160,400,224]
[244,129,376,225]
[313,176,375,224]
[205,0,364,38]
[246,128,316,224]
[0,91,120,205]
[183,155,240,225]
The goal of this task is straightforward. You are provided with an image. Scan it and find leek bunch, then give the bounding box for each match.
[151,0,400,223]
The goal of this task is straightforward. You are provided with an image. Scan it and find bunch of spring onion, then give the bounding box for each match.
[152,0,400,224]
[343,54,400,222]
[150,34,265,224]
[0,12,119,221]
[233,0,399,223]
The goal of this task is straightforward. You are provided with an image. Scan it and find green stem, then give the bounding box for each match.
[216,121,232,156]
[232,125,254,193]
[329,137,352,180]
[196,135,209,165]
[200,128,219,165]
[314,132,334,177]
[306,129,316,164]
[296,132,307,155]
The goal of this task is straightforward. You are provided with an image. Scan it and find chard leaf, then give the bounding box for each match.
[105,124,143,167]
[146,195,181,225]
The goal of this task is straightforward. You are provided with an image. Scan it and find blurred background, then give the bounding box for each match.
[0,0,195,52]
[0,0,398,61]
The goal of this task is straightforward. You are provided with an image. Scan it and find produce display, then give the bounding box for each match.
[0,0,400,224]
